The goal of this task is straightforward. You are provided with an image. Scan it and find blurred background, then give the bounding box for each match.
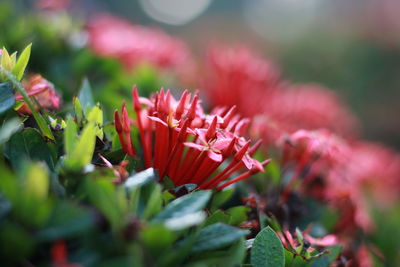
[4,0,400,148]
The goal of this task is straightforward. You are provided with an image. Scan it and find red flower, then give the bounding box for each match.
[114,87,269,189]
[203,45,282,118]
[16,75,61,114]
[87,14,192,72]
[51,240,81,267]
[266,85,359,137]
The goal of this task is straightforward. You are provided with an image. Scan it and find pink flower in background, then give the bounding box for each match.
[331,141,400,231]
[203,45,282,117]
[263,84,358,139]
[114,87,269,189]
[87,14,192,72]
[16,75,61,114]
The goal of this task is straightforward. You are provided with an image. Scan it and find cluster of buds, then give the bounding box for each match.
[114,87,270,190]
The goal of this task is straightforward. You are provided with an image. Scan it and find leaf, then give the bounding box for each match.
[191,223,249,253]
[78,78,94,113]
[142,183,162,220]
[164,211,206,231]
[73,97,84,125]
[86,104,103,140]
[125,168,157,191]
[36,201,93,242]
[152,190,211,222]
[12,43,31,80]
[64,123,96,170]
[140,224,175,255]
[310,246,342,267]
[25,162,49,200]
[251,226,285,267]
[204,210,231,226]
[1,47,12,71]
[64,118,78,156]
[0,193,11,221]
[0,117,21,145]
[5,128,55,170]
[226,206,250,226]
[0,82,15,114]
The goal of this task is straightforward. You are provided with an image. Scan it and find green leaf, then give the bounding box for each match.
[64,123,96,170]
[191,223,249,253]
[0,194,11,221]
[310,246,342,267]
[0,82,15,114]
[125,168,157,191]
[36,201,93,242]
[78,78,95,112]
[140,224,175,255]
[251,226,285,267]
[210,188,234,211]
[0,117,21,145]
[73,97,84,125]
[204,210,231,226]
[25,162,49,200]
[86,104,103,140]
[226,206,250,226]
[5,128,55,170]
[152,190,211,222]
[142,183,162,220]
[12,43,31,80]
[1,48,12,71]
[64,118,78,156]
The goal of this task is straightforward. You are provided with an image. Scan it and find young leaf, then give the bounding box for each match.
[251,226,285,267]
[64,123,96,170]
[12,43,31,80]
[190,223,249,253]
[0,82,15,114]
[86,104,103,140]
[73,97,84,125]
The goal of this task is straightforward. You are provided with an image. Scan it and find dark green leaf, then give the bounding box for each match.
[152,190,211,222]
[191,223,249,253]
[0,194,11,221]
[0,82,15,114]
[125,168,156,191]
[36,201,93,242]
[0,117,21,145]
[5,128,55,170]
[251,226,285,267]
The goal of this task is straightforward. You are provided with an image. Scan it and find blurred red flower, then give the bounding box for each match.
[203,45,282,117]
[87,14,192,72]
[16,75,61,114]
[114,87,269,189]
[267,85,359,137]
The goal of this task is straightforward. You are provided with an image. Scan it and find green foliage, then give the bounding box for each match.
[0,82,15,114]
[251,226,285,267]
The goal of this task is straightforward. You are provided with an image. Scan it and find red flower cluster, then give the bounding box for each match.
[114,87,270,190]
[16,75,61,114]
[280,129,400,232]
[87,14,192,71]
[202,45,358,145]
[203,45,282,117]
